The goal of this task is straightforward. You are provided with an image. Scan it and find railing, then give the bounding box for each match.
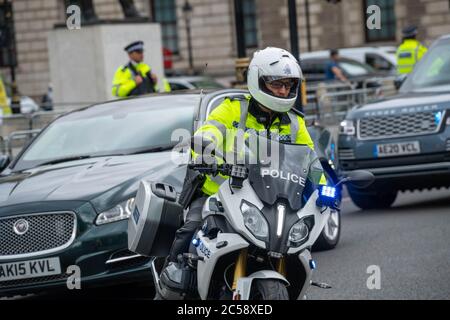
[303,77,398,125]
[0,82,399,158]
[5,129,41,157]
[0,102,89,157]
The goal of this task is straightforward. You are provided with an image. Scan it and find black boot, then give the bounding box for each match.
[157,255,197,300]
[158,261,187,300]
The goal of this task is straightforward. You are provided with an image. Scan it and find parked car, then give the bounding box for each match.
[299,56,384,89]
[167,76,226,91]
[337,34,450,210]
[301,47,397,75]
[0,89,339,296]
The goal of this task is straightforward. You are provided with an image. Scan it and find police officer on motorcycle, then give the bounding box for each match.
[157,47,326,299]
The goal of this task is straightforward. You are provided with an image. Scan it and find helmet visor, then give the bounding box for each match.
[260,76,300,100]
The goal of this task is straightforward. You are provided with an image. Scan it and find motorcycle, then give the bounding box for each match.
[127,137,374,300]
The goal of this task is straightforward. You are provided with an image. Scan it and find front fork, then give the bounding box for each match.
[231,248,287,297]
[232,248,248,291]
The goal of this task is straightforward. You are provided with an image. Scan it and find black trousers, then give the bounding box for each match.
[168,196,208,262]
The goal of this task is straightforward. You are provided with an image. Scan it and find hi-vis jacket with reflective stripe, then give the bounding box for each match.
[194,96,327,195]
[396,39,428,75]
[112,62,157,97]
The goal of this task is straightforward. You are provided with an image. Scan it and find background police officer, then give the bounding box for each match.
[112,41,169,97]
[396,26,428,75]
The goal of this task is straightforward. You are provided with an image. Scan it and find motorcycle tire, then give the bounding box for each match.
[312,165,342,251]
[251,279,289,300]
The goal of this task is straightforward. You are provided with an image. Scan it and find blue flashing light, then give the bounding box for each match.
[317,186,339,209]
[192,238,200,247]
[320,186,337,199]
[309,259,316,270]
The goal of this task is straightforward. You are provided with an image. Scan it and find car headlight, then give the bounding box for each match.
[340,120,356,136]
[240,201,269,241]
[288,219,309,246]
[446,115,450,126]
[96,197,135,225]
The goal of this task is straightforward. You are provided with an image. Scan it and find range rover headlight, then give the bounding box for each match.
[240,201,269,241]
[339,120,356,136]
[96,197,135,225]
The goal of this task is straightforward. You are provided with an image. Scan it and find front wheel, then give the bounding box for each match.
[313,165,342,251]
[250,279,289,300]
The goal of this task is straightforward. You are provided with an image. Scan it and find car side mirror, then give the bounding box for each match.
[394,74,407,90]
[0,154,11,172]
[336,170,374,189]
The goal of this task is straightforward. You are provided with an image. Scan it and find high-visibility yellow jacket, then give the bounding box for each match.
[112,62,166,97]
[0,76,11,116]
[162,78,172,93]
[396,39,428,75]
[193,96,326,195]
[112,62,171,97]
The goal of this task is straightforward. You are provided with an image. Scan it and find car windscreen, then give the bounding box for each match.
[338,59,375,76]
[191,79,225,89]
[400,40,450,93]
[14,96,198,171]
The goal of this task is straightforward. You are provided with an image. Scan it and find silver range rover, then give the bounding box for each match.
[338,34,450,210]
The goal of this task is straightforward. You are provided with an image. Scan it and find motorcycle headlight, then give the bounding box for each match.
[288,219,309,246]
[240,201,269,241]
[96,197,135,225]
[339,120,356,136]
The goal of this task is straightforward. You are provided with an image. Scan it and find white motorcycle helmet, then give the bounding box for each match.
[247,47,303,113]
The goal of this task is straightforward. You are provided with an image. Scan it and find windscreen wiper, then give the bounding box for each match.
[38,155,93,166]
[126,145,176,155]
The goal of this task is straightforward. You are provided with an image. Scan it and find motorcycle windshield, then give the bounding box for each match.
[246,140,323,211]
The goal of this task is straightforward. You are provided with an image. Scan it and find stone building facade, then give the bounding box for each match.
[2,0,450,101]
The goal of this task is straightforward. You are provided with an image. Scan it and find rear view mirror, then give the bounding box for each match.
[336,170,374,189]
[343,170,374,189]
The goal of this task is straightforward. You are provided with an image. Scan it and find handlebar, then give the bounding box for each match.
[188,162,248,178]
[188,162,249,188]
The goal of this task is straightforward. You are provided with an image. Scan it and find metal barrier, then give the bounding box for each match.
[304,77,398,126]
[362,75,398,98]
[303,81,354,114]
[0,103,88,157]
[6,129,41,157]
[0,84,400,158]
